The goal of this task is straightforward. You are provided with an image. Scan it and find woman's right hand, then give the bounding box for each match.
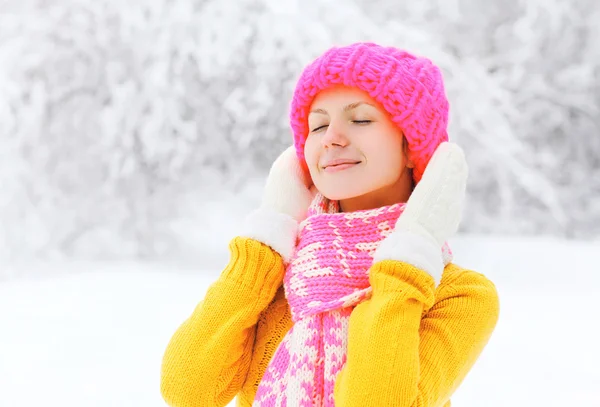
[261,145,316,222]
[241,146,316,262]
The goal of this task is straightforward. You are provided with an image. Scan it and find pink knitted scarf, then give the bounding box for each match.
[253,193,452,406]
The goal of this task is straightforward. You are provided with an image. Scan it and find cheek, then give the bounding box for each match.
[303,137,319,169]
[364,134,405,176]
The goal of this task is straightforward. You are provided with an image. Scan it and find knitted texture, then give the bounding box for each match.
[290,42,450,184]
[253,193,452,406]
[160,236,500,407]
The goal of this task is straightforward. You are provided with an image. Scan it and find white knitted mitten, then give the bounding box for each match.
[373,142,468,286]
[241,146,315,262]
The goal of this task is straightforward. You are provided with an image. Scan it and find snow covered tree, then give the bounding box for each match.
[0,0,598,262]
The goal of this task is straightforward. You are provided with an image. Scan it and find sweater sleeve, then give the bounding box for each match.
[160,236,286,407]
[334,260,500,407]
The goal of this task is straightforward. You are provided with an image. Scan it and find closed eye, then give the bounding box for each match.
[310,120,371,133]
[311,125,328,133]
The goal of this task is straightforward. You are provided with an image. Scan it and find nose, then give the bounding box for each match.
[320,122,348,148]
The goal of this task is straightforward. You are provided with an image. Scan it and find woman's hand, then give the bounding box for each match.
[373,142,468,286]
[241,146,316,262]
[261,146,316,222]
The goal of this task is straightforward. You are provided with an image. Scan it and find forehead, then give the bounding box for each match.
[309,85,377,110]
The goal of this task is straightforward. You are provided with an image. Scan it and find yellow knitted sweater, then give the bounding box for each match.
[161,237,499,407]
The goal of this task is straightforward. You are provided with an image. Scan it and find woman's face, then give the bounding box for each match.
[304,86,414,211]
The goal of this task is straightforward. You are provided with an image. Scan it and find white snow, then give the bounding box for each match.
[0,235,599,406]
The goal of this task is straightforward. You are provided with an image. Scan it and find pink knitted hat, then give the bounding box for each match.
[290,42,450,184]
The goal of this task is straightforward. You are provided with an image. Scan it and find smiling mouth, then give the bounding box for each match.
[323,162,361,173]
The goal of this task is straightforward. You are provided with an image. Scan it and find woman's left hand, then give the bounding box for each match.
[373,142,468,285]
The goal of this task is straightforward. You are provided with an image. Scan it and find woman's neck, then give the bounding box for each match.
[339,180,413,212]
[340,194,402,212]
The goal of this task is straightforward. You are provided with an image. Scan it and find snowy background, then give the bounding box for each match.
[1,0,599,406]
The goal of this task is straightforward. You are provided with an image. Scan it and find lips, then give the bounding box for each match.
[322,158,362,169]
[321,158,362,173]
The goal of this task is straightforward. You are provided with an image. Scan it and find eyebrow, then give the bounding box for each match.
[310,101,375,115]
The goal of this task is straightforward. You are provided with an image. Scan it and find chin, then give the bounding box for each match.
[318,185,370,201]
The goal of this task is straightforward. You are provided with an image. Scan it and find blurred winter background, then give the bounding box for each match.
[1,0,599,406]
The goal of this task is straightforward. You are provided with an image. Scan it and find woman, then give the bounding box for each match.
[161,42,500,407]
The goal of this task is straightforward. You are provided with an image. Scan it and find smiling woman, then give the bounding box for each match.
[160,42,499,407]
[304,86,415,212]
